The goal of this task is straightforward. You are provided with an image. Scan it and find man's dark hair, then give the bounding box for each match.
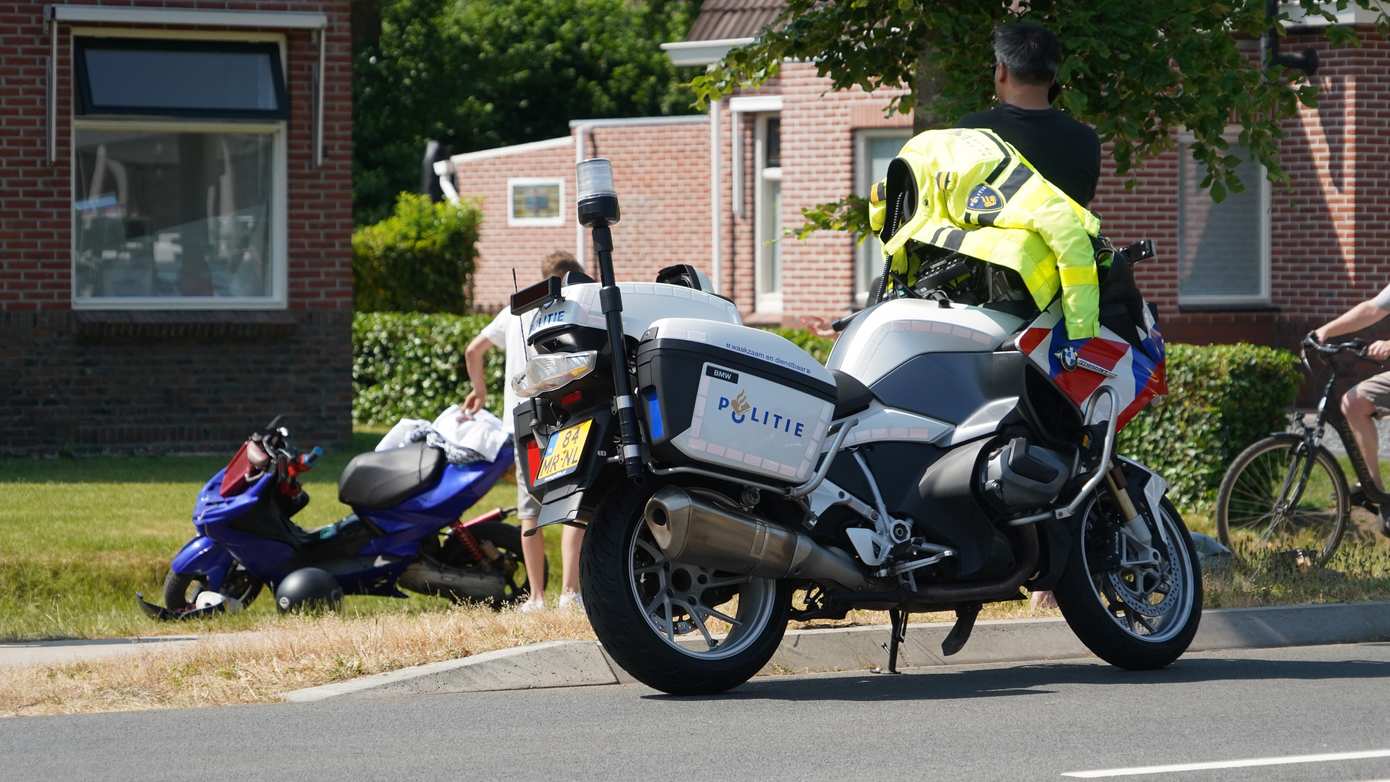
[542,250,583,279]
[993,21,1061,86]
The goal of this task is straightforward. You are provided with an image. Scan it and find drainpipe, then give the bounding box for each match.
[575,123,590,269]
[709,98,722,294]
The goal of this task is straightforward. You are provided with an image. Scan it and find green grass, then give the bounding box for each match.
[0,429,568,641]
[6,431,1390,642]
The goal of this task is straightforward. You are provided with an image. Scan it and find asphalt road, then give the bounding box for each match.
[4,643,1390,781]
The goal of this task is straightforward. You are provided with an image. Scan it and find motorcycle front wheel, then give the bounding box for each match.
[1053,494,1202,670]
[580,483,792,695]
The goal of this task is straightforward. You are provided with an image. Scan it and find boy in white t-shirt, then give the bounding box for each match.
[463,251,587,611]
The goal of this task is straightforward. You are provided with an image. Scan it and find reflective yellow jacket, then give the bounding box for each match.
[868,128,1102,339]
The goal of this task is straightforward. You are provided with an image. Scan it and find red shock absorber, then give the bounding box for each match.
[449,523,488,564]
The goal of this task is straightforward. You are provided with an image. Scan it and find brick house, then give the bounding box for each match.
[446,1,1390,349]
[1,1,353,455]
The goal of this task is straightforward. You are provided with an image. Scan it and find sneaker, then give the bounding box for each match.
[558,591,583,611]
[519,598,546,614]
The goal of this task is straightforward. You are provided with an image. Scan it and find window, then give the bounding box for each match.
[854,129,912,305]
[755,115,782,312]
[1177,139,1270,305]
[72,36,288,309]
[508,178,565,226]
[76,38,287,119]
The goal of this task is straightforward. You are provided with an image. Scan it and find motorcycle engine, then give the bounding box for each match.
[979,437,1071,514]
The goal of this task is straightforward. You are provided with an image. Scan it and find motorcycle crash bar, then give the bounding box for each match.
[1007,385,1119,527]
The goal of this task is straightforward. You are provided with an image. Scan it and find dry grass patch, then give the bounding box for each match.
[0,605,595,717]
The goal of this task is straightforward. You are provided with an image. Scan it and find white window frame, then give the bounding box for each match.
[1175,130,1271,308]
[507,177,566,227]
[853,128,912,307]
[70,28,289,311]
[754,113,783,314]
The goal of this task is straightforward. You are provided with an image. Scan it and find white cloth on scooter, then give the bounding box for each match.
[375,405,508,465]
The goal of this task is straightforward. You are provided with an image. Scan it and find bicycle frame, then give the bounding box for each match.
[1295,349,1390,508]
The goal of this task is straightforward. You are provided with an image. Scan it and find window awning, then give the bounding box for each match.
[45,6,326,29]
[44,5,328,165]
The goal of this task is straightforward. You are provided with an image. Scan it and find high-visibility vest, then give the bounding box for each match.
[868,128,1101,340]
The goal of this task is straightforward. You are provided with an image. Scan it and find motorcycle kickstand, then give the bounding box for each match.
[881,608,909,674]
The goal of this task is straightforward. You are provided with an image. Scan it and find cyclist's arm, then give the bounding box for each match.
[1315,294,1390,342]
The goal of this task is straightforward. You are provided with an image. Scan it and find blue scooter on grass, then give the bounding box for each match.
[138,418,540,619]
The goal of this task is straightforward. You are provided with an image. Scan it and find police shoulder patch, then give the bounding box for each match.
[966,184,1005,213]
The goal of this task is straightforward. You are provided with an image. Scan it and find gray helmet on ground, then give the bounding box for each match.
[275,567,343,613]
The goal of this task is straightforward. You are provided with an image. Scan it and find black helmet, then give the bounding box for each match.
[275,567,343,613]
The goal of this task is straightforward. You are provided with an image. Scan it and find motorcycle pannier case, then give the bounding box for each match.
[636,318,836,484]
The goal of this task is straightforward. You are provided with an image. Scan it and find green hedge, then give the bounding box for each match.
[1118,343,1302,509]
[353,316,1301,510]
[353,312,507,424]
[353,193,482,313]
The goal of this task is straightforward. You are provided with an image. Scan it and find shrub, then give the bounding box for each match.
[352,312,506,424]
[352,193,482,313]
[770,327,835,364]
[1119,343,1302,510]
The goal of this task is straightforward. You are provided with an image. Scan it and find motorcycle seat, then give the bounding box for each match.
[338,441,446,510]
[832,370,876,418]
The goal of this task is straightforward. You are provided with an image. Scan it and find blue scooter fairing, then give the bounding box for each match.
[170,534,235,590]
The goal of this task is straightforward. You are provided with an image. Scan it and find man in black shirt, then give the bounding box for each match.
[958,21,1101,207]
[959,23,1100,612]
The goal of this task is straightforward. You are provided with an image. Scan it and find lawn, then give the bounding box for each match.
[5,429,1390,644]
[0,428,569,641]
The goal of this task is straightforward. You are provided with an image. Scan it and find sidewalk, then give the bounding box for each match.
[0,636,200,668]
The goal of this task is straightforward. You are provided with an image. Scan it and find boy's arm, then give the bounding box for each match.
[462,334,495,413]
[1315,299,1390,342]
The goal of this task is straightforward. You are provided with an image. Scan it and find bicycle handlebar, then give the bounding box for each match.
[1303,333,1367,357]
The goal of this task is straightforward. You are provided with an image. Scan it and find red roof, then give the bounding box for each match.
[686,0,786,41]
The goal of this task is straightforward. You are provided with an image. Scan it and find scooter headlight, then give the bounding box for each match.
[511,350,598,397]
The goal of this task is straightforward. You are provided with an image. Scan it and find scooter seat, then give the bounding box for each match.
[338,441,446,510]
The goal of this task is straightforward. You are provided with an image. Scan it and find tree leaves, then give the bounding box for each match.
[353,0,699,225]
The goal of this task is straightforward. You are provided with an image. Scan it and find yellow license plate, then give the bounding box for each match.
[534,419,594,484]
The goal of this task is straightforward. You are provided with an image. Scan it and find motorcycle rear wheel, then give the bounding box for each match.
[580,484,792,695]
[432,520,544,608]
[1053,495,1202,670]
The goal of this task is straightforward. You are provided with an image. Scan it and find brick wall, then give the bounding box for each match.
[456,120,714,314]
[1092,28,1390,348]
[776,62,908,322]
[0,0,354,455]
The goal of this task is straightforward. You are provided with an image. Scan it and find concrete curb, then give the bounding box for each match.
[283,601,1390,702]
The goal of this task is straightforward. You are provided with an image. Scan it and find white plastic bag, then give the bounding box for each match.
[375,417,430,452]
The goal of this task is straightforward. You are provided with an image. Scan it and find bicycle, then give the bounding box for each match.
[1215,335,1390,567]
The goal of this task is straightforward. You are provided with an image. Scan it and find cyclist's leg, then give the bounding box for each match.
[1345,373,1390,493]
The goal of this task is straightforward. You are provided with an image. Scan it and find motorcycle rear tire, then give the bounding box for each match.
[435,520,546,608]
[580,484,792,696]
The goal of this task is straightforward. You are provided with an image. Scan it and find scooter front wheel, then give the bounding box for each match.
[162,567,263,612]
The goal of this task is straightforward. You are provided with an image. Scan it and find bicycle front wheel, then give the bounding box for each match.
[1216,434,1349,567]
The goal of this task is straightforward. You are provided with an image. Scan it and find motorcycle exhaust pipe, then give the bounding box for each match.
[398,560,507,602]
[644,486,869,590]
